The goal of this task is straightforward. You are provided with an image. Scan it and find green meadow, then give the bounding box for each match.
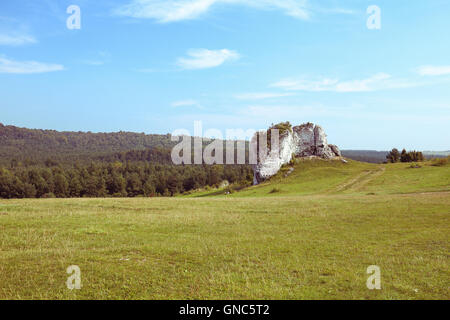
[0,159,449,299]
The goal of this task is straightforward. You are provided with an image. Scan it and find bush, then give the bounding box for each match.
[42,192,56,198]
[430,158,448,167]
[269,187,281,194]
[266,122,293,150]
[224,186,234,194]
[289,154,296,165]
[271,121,292,134]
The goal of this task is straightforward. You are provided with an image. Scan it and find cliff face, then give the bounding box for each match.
[252,123,341,184]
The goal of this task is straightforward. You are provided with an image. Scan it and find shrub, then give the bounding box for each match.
[269,187,281,194]
[289,154,296,165]
[42,192,56,198]
[430,158,448,167]
[266,122,293,150]
[223,186,234,195]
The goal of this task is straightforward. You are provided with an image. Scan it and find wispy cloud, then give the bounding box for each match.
[177,48,239,70]
[234,92,295,100]
[240,104,327,118]
[416,65,450,76]
[320,7,357,15]
[238,104,450,125]
[81,51,112,66]
[114,0,310,23]
[271,73,420,92]
[0,33,37,46]
[0,56,64,74]
[171,99,202,108]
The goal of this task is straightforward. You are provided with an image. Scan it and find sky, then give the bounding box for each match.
[0,0,449,150]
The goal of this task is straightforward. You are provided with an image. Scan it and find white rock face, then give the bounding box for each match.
[252,122,341,184]
[252,130,296,185]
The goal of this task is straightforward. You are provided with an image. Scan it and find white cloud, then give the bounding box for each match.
[416,65,450,76]
[234,92,295,100]
[0,33,37,46]
[114,0,310,23]
[171,99,201,107]
[0,56,64,74]
[271,73,419,92]
[177,48,239,70]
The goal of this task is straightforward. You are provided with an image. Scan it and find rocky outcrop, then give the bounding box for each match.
[252,122,341,184]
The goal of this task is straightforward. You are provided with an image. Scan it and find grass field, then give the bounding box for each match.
[0,159,449,299]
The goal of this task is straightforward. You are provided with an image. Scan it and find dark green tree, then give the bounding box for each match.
[386,148,401,163]
[126,173,143,197]
[54,173,69,198]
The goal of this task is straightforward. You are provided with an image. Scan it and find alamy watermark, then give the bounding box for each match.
[65,4,381,31]
[66,5,81,30]
[366,265,381,290]
[367,5,381,30]
[170,121,281,165]
[66,265,82,290]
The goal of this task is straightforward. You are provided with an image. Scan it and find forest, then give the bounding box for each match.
[0,123,253,198]
[0,161,253,199]
[0,122,176,165]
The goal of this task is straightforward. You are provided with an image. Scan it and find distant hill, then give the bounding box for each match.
[341,150,389,163]
[341,150,448,163]
[0,123,248,166]
[0,123,176,165]
[0,123,447,165]
[423,151,450,157]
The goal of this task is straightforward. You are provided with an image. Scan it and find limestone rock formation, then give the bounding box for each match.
[252,122,341,184]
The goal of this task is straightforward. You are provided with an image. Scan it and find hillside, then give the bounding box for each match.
[188,157,450,197]
[0,123,249,166]
[0,123,176,164]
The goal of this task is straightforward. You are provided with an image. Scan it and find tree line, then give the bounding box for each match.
[0,161,253,199]
[386,148,425,163]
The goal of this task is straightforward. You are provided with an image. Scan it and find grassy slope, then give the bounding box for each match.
[0,159,449,300]
[193,158,450,197]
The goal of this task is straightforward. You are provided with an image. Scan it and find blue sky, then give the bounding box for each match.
[0,0,449,150]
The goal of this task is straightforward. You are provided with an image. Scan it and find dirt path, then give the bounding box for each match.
[334,167,386,193]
